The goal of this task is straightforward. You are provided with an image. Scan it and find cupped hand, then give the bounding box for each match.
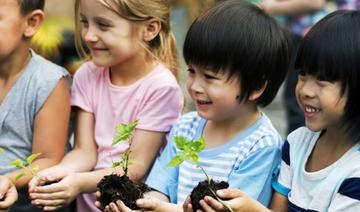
[0,176,18,210]
[29,172,81,211]
[28,165,69,191]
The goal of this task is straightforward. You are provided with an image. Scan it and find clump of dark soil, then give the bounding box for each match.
[97,174,150,210]
[190,179,229,211]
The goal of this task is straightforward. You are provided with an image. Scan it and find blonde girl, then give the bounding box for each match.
[28,0,183,211]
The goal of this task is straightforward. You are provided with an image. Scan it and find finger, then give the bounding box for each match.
[43,205,62,211]
[136,198,157,210]
[203,196,225,211]
[29,191,67,201]
[115,200,131,212]
[216,188,244,199]
[32,198,66,207]
[109,202,121,212]
[199,199,216,212]
[95,200,104,210]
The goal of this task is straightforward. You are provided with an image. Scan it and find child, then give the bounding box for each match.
[102,1,291,211]
[28,0,183,211]
[0,0,71,211]
[198,9,360,212]
[0,176,18,210]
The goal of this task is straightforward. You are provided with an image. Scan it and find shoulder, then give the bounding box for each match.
[143,63,180,89]
[31,51,69,80]
[73,61,103,81]
[286,127,320,150]
[247,114,284,151]
[170,111,203,139]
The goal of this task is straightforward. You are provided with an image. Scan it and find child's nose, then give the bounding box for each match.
[297,80,316,98]
[190,77,204,93]
[83,28,98,43]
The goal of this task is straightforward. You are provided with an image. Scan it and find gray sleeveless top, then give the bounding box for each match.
[0,50,71,211]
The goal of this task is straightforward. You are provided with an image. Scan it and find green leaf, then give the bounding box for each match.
[112,161,122,168]
[11,159,25,168]
[27,153,41,164]
[167,155,184,167]
[174,136,188,150]
[15,173,26,181]
[112,120,138,146]
[189,152,199,163]
[0,147,4,153]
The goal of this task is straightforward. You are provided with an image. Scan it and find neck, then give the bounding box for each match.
[0,48,31,80]
[109,52,156,86]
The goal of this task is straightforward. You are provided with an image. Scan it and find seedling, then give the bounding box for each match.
[97,120,150,209]
[111,119,138,175]
[168,136,232,212]
[11,153,44,182]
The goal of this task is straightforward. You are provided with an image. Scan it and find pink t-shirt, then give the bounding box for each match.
[71,61,183,212]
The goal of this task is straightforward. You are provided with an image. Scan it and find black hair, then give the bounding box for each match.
[17,0,45,15]
[183,0,291,107]
[295,10,360,141]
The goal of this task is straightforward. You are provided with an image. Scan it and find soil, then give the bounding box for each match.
[190,179,229,212]
[97,174,150,210]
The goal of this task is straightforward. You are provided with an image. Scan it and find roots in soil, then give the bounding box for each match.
[190,179,229,211]
[97,174,149,210]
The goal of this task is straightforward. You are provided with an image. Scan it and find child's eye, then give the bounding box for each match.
[204,73,217,80]
[79,19,89,27]
[298,70,306,76]
[97,22,111,30]
[187,68,195,74]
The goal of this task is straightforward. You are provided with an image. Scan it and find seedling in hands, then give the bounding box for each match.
[168,136,232,212]
[11,153,44,182]
[97,120,150,210]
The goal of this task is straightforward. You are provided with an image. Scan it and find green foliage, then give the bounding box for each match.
[168,136,205,167]
[11,153,42,182]
[0,147,4,153]
[111,120,138,176]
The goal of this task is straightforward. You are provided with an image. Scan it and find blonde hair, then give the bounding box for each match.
[74,0,179,79]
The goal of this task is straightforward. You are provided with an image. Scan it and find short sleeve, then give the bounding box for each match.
[146,128,179,203]
[272,140,292,196]
[71,63,95,113]
[228,145,281,206]
[328,177,360,211]
[136,84,183,132]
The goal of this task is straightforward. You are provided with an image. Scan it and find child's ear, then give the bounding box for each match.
[143,19,161,42]
[248,81,268,101]
[23,10,44,38]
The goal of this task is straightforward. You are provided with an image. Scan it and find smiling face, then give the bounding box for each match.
[186,65,244,121]
[79,0,144,68]
[295,71,347,132]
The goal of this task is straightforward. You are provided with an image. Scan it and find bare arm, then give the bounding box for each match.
[261,0,325,15]
[269,191,288,212]
[6,78,70,188]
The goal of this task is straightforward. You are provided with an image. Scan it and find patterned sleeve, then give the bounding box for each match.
[145,127,180,203]
[228,142,282,206]
[272,139,292,196]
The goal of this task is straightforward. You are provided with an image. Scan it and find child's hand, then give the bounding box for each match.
[200,188,269,212]
[29,172,81,211]
[28,165,68,190]
[182,196,193,212]
[0,176,18,210]
[104,200,133,212]
[136,198,182,212]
